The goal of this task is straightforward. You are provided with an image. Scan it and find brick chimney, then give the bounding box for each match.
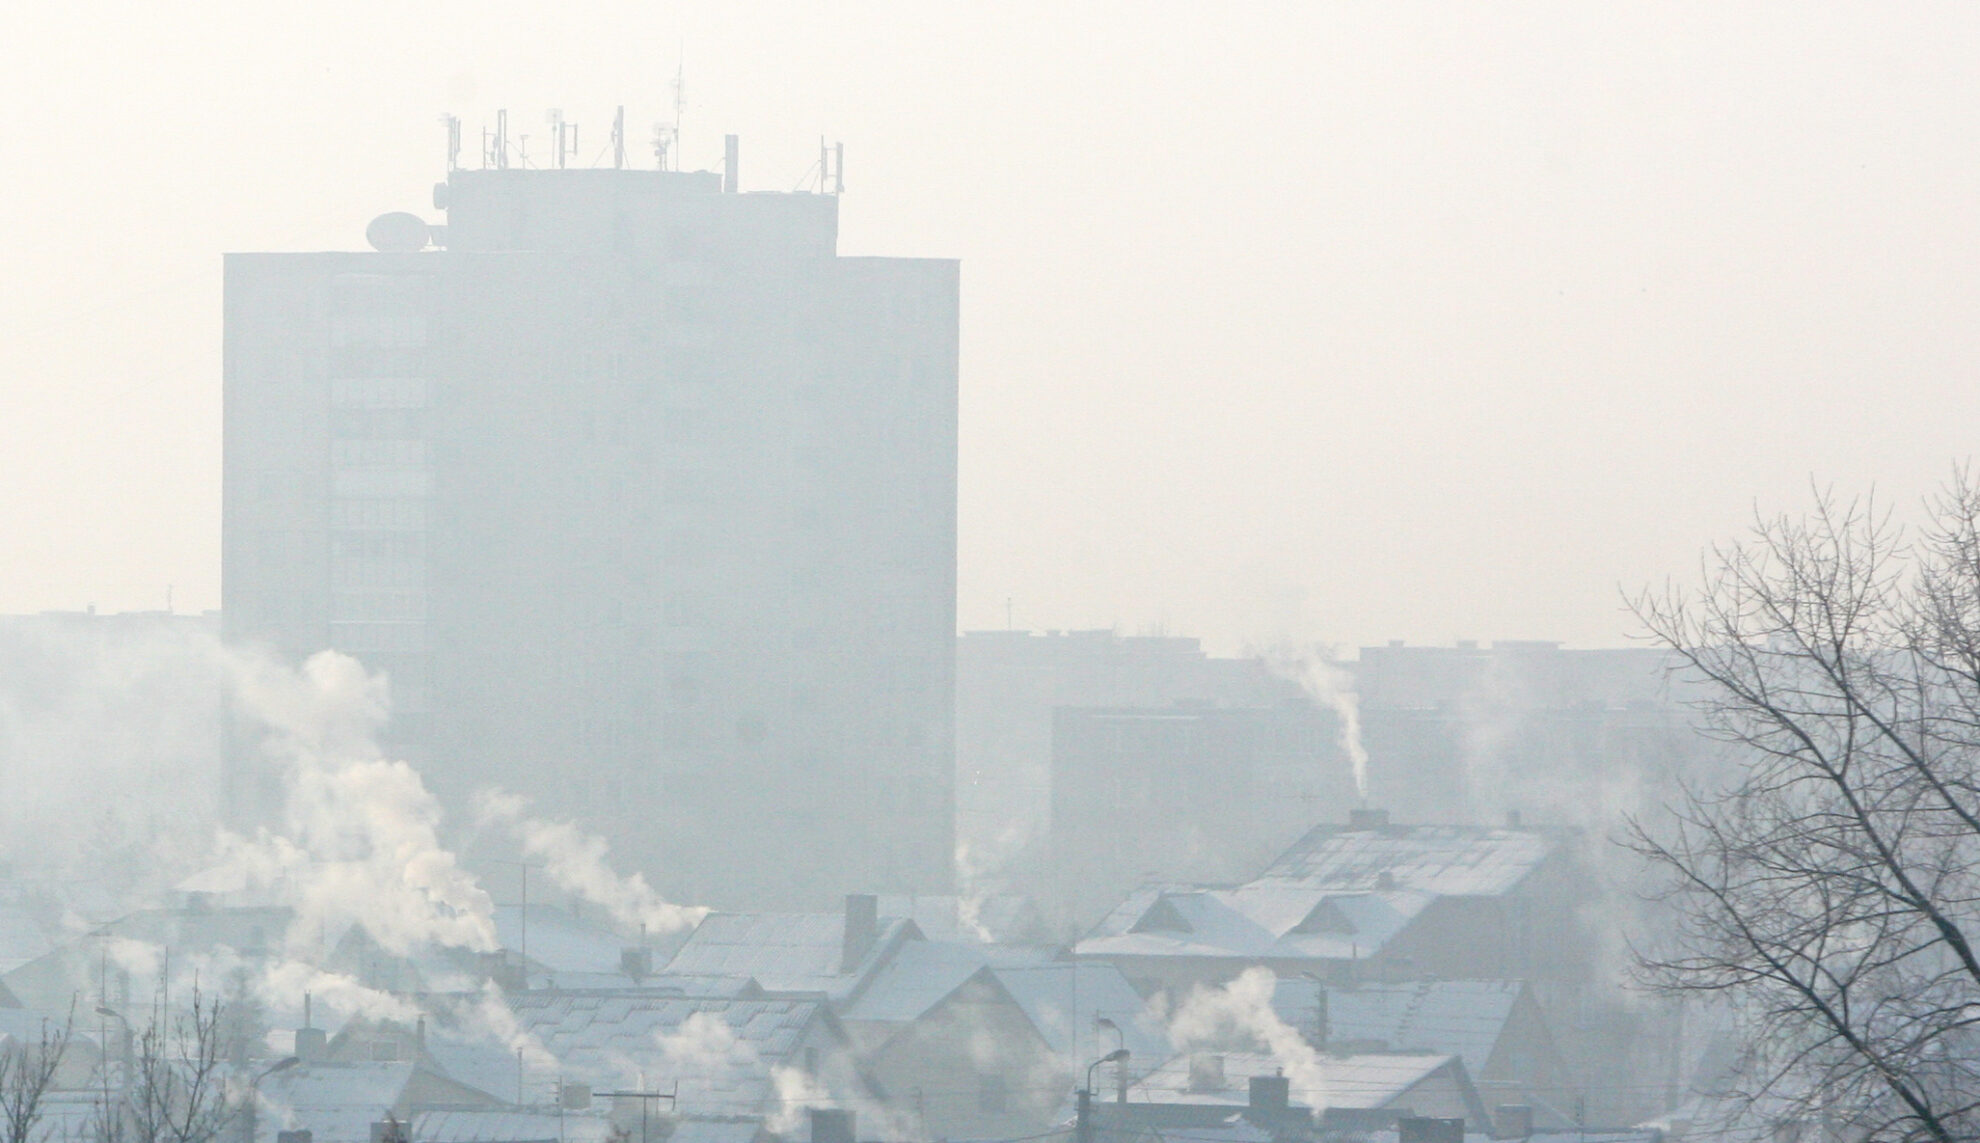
[840,894,879,973]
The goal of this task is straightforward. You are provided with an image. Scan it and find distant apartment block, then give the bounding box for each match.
[224,142,958,907]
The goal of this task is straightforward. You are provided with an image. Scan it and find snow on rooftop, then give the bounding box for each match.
[1257,825,1554,897]
[663,913,916,998]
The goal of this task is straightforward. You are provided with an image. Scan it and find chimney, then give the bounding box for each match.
[1348,808,1389,831]
[295,992,327,1062]
[723,135,740,193]
[808,1109,854,1143]
[1248,1073,1290,1114]
[841,894,878,973]
[1187,1054,1226,1093]
[621,946,654,980]
[1491,1105,1534,1140]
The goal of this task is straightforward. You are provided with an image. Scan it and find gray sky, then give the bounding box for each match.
[4,3,1978,653]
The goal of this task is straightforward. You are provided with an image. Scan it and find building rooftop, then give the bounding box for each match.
[503,993,833,1117]
[664,913,919,1000]
[1270,978,1528,1079]
[1256,824,1555,897]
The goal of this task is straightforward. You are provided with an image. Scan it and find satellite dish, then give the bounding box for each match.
[366,212,431,253]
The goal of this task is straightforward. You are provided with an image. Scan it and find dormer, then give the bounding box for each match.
[1288,897,1356,936]
[1130,895,1194,934]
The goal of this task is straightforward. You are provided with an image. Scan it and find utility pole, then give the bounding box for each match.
[598,1087,677,1143]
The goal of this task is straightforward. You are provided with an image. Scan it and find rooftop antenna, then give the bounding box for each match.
[495,109,510,170]
[443,114,462,171]
[612,106,625,169]
[548,110,570,169]
[834,141,844,194]
[670,54,686,168]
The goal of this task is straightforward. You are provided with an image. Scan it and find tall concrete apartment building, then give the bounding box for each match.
[224,145,958,908]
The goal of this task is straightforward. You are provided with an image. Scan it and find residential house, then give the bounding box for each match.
[1119,1051,1488,1133]
[663,896,923,1004]
[1270,979,1569,1120]
[840,943,1165,1139]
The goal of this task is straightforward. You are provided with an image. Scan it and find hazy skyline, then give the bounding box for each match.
[5,3,1979,653]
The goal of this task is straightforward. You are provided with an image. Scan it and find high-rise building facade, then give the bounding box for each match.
[224,154,958,907]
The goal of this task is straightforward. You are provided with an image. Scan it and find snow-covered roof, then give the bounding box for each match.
[1075,884,1431,962]
[413,1110,615,1143]
[1077,825,1558,964]
[505,994,831,1118]
[257,1061,421,1143]
[492,905,627,975]
[872,895,1043,944]
[663,914,918,1000]
[0,904,54,974]
[1256,825,1554,897]
[837,941,993,1025]
[991,963,1168,1064]
[1270,979,1527,1079]
[1130,1050,1458,1113]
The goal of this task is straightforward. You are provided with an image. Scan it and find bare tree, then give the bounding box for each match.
[1630,478,1980,1141]
[114,985,247,1143]
[0,1003,74,1143]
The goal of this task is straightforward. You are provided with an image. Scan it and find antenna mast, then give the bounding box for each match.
[612,106,626,169]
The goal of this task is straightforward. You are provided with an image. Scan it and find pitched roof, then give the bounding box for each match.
[1130,1049,1463,1113]
[663,914,918,1000]
[1270,979,1527,1078]
[413,1110,616,1143]
[1076,885,1430,962]
[1256,825,1554,897]
[991,963,1168,1064]
[492,905,629,975]
[872,895,1044,944]
[837,940,991,1024]
[1077,825,1559,965]
[256,1061,421,1143]
[0,905,54,974]
[504,993,833,1118]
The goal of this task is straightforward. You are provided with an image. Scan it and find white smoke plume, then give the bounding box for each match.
[766,1066,832,1135]
[475,789,707,936]
[464,980,558,1071]
[1264,648,1370,802]
[1163,967,1329,1100]
[218,650,498,957]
